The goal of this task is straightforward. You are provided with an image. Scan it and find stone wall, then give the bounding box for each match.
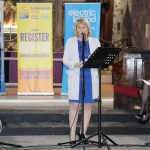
[132,0,150,49]
[112,0,132,47]
[112,0,150,50]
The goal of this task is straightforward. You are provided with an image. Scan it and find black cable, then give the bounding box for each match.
[69,103,80,141]
[0,119,3,135]
[0,144,9,150]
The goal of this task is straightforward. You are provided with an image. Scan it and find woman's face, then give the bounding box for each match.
[76,23,88,37]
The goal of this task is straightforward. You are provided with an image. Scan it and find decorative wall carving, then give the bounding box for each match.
[4,0,17,26]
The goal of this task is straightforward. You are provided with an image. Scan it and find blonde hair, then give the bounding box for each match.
[74,18,92,37]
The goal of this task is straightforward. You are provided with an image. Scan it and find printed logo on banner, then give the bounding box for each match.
[40,8,50,19]
[68,8,97,31]
[19,6,29,19]
[41,15,50,19]
[30,6,50,20]
[68,9,96,23]
[31,15,39,19]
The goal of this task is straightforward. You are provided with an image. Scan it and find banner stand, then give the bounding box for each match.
[61,3,101,95]
[17,3,54,95]
[0,50,6,95]
[0,1,6,95]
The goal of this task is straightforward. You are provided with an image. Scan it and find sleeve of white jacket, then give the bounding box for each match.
[63,38,75,70]
[97,38,101,47]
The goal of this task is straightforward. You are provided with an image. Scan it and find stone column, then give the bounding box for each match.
[54,0,63,52]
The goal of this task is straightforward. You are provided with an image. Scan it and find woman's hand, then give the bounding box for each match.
[88,54,91,58]
[74,61,83,68]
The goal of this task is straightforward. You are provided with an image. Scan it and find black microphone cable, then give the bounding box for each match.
[69,103,80,142]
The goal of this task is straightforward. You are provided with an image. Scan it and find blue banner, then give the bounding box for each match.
[61,3,101,94]
[0,51,5,93]
[0,1,6,94]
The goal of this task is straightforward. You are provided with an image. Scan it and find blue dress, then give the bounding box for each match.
[69,40,97,103]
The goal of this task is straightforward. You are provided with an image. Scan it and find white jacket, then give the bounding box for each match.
[63,37,101,100]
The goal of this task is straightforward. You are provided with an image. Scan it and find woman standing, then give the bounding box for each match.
[63,18,101,143]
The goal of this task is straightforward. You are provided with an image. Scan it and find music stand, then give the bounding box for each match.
[71,47,122,149]
[58,47,121,149]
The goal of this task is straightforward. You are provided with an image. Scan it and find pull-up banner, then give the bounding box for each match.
[61,3,101,95]
[17,3,54,95]
[0,1,6,94]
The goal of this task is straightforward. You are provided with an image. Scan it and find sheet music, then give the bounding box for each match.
[136,78,150,85]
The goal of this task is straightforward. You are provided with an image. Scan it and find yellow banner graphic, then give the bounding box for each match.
[17,3,53,95]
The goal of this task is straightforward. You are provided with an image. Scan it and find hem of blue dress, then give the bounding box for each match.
[69,99,98,103]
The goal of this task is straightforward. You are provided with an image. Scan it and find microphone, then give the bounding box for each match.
[81,32,85,36]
